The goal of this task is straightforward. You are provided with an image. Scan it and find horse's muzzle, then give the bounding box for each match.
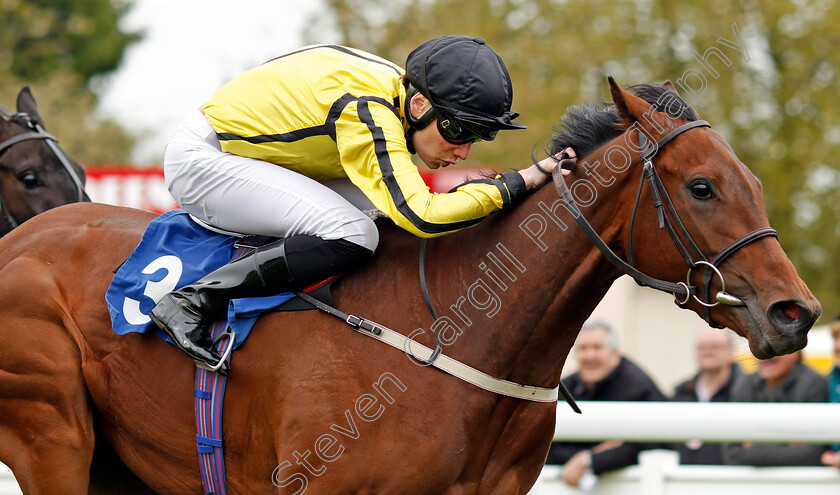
[765,300,819,354]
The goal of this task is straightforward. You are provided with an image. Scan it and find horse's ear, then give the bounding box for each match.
[16,86,45,129]
[608,76,651,125]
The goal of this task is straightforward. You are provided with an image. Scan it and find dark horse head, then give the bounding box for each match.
[0,87,89,237]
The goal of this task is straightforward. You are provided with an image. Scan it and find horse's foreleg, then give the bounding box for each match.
[0,259,95,494]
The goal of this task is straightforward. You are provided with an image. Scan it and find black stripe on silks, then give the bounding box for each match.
[324,46,403,76]
[217,125,327,144]
[219,94,356,145]
[447,172,526,207]
[493,177,512,205]
[362,96,400,120]
[356,99,485,235]
[219,93,399,145]
[325,94,399,141]
[263,45,403,76]
[325,94,359,141]
[497,172,528,205]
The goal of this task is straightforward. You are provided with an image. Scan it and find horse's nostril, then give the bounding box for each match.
[768,300,812,330]
[781,302,801,322]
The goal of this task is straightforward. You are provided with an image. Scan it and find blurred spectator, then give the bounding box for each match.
[545,320,665,487]
[671,326,742,464]
[722,350,828,466]
[822,314,840,468]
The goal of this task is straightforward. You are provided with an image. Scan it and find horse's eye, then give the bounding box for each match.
[18,170,41,189]
[689,179,715,200]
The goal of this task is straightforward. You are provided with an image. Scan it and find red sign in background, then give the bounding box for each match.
[85,167,494,214]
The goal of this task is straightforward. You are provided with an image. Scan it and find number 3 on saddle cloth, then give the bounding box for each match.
[105,209,333,495]
[105,208,306,348]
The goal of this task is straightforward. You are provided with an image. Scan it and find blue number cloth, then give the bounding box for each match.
[105,209,295,349]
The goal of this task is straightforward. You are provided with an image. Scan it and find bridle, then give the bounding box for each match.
[554,120,778,328]
[0,103,89,231]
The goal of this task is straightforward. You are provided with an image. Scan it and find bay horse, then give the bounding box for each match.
[0,87,88,237]
[0,79,819,494]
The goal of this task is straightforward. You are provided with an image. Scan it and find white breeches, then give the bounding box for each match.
[163,110,379,251]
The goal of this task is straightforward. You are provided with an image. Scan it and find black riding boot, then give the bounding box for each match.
[149,238,295,375]
[149,236,373,375]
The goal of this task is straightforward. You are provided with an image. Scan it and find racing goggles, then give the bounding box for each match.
[436,110,499,145]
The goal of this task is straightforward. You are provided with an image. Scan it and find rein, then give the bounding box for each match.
[553,120,778,328]
[0,103,89,230]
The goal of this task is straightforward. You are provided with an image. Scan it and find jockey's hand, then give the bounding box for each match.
[521,147,578,189]
[538,146,577,177]
[558,146,578,172]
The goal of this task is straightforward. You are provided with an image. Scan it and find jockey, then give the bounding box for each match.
[150,35,572,374]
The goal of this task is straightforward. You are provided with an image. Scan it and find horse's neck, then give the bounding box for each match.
[429,151,639,388]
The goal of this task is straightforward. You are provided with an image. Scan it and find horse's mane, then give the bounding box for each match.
[548,83,698,158]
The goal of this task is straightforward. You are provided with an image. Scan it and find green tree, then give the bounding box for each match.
[0,0,139,82]
[312,0,840,315]
[0,0,141,164]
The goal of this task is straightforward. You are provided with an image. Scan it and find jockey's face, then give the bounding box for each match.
[409,93,473,170]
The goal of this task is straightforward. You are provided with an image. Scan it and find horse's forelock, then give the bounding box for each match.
[548,100,623,158]
[626,84,698,121]
[548,83,698,159]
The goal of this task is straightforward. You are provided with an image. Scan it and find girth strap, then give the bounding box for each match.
[293,289,564,403]
[416,239,581,412]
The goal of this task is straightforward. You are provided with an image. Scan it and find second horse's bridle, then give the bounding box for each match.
[0,104,89,231]
[554,119,778,328]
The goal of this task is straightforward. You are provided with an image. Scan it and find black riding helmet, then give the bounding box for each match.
[404,35,526,144]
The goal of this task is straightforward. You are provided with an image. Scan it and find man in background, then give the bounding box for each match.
[671,326,742,464]
[822,314,840,468]
[722,350,828,466]
[545,320,666,487]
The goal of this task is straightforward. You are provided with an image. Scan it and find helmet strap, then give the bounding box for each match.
[404,85,436,131]
[405,128,417,154]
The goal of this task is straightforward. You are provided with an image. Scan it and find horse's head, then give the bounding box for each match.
[0,87,88,236]
[556,77,819,359]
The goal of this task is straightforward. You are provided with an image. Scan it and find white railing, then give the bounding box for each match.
[532,401,840,494]
[5,403,840,495]
[532,451,840,495]
[0,464,21,495]
[553,401,840,443]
